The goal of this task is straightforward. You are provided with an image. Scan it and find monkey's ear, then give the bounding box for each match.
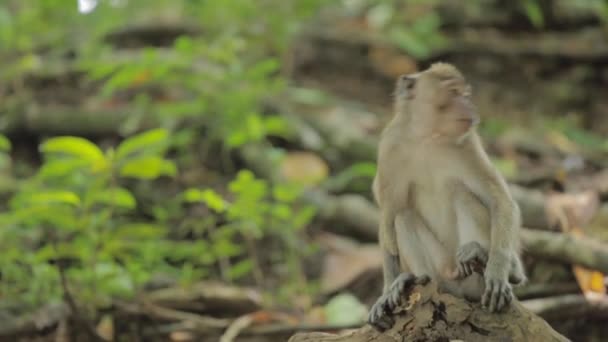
[439,78,459,90]
[398,72,419,98]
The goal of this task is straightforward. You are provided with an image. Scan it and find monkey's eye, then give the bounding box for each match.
[406,80,416,90]
[399,74,418,91]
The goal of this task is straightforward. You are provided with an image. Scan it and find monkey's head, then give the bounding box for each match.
[395,62,479,143]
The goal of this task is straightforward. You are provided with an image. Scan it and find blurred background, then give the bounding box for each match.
[1,0,608,341]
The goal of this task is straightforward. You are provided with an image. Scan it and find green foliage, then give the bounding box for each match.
[546,117,608,152]
[0,135,11,151]
[185,170,317,286]
[0,129,177,308]
[324,162,376,193]
[389,11,446,59]
[521,0,544,28]
[350,0,446,59]
[324,293,368,325]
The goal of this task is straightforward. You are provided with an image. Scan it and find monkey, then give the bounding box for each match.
[368,62,526,331]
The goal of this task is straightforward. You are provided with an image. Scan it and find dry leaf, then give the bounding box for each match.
[369,46,417,78]
[170,331,195,341]
[220,314,255,342]
[96,315,114,341]
[545,191,605,296]
[405,292,422,311]
[318,233,383,294]
[545,131,578,154]
[279,151,329,186]
[545,191,599,231]
[570,227,606,295]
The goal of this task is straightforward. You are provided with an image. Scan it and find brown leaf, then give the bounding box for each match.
[545,190,599,231]
[280,151,329,186]
[545,191,605,296]
[95,315,114,341]
[318,233,383,294]
[170,331,195,341]
[369,46,417,78]
[570,227,606,296]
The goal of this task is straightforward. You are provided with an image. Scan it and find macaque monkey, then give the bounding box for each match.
[368,62,526,331]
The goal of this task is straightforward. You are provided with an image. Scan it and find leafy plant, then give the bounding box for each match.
[0,129,176,309]
[184,170,317,296]
[0,0,329,314]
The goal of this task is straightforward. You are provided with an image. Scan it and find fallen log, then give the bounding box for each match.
[521,228,608,274]
[522,294,608,321]
[143,281,263,316]
[0,302,69,339]
[514,282,580,300]
[288,281,569,342]
[241,144,608,273]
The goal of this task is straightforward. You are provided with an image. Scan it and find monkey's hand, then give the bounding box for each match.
[455,241,488,279]
[482,260,513,313]
[368,273,430,331]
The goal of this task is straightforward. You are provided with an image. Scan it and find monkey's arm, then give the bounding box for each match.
[462,142,520,311]
[456,242,525,285]
[373,175,399,256]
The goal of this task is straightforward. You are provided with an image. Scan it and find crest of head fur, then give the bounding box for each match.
[427,62,464,81]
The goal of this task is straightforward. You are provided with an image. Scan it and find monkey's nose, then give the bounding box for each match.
[399,73,419,82]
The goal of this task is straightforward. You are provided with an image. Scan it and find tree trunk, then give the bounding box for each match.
[288,281,569,342]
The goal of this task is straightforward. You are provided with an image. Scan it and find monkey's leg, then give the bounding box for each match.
[382,250,401,293]
[368,267,430,331]
[368,251,401,330]
[368,209,439,331]
[368,252,404,331]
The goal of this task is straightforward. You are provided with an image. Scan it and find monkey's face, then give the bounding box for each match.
[397,67,479,142]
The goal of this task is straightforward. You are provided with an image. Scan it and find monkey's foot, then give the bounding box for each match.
[368,273,430,331]
[456,241,488,279]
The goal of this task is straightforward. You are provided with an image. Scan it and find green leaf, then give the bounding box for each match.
[272,183,302,203]
[94,263,134,298]
[289,87,329,106]
[292,205,316,230]
[28,190,81,206]
[227,130,249,147]
[390,28,429,58]
[38,159,89,178]
[40,136,106,166]
[183,188,227,212]
[115,128,169,161]
[324,293,367,325]
[228,259,253,280]
[114,223,165,239]
[0,135,11,151]
[4,205,78,230]
[271,203,292,220]
[522,0,544,28]
[91,187,136,209]
[246,115,265,141]
[213,238,243,258]
[263,116,288,136]
[246,58,280,79]
[492,158,518,178]
[229,170,267,197]
[120,156,177,179]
